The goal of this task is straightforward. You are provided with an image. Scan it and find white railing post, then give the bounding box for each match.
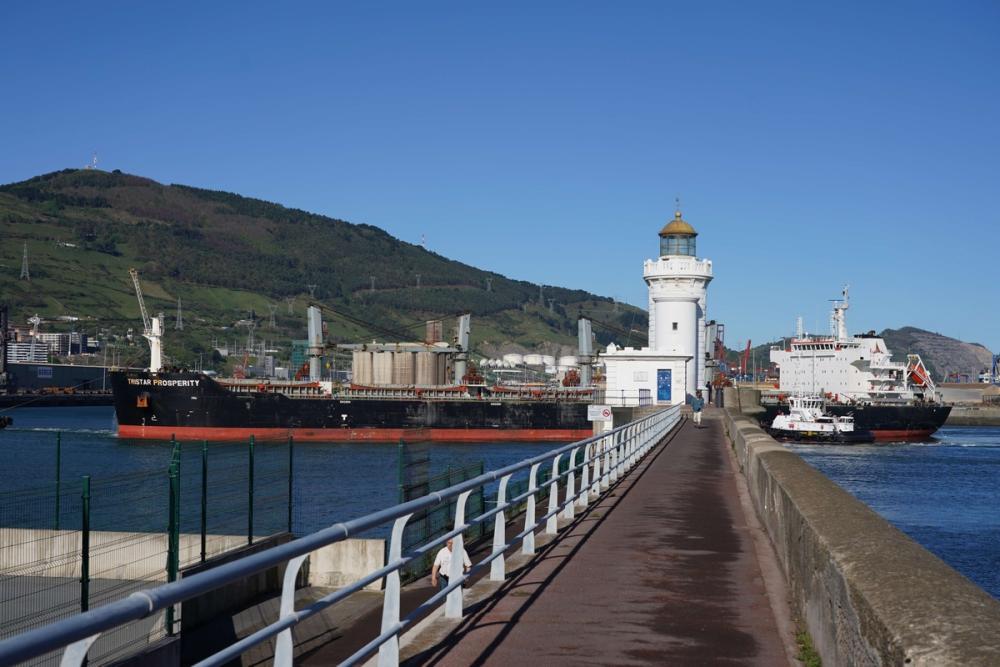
[446,490,472,619]
[562,447,578,519]
[546,454,561,535]
[627,424,636,468]
[622,422,635,470]
[608,433,622,485]
[378,513,412,667]
[60,634,100,667]
[601,436,611,491]
[522,463,541,554]
[491,474,512,581]
[625,422,636,468]
[274,553,309,666]
[578,443,591,508]
[618,428,626,474]
[590,438,602,497]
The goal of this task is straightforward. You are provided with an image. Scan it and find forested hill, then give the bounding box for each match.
[0,168,646,367]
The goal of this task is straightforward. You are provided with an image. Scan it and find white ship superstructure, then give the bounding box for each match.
[770,289,937,403]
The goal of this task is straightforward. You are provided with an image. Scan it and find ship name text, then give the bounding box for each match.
[128,378,201,387]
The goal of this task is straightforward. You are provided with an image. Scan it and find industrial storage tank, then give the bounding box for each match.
[416,350,439,385]
[558,355,578,367]
[502,353,524,366]
[352,350,373,385]
[524,354,543,366]
[373,351,393,385]
[392,350,416,385]
[541,355,556,367]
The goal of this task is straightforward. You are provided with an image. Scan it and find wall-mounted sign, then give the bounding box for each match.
[587,405,613,421]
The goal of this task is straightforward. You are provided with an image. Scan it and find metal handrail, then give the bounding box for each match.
[0,405,681,667]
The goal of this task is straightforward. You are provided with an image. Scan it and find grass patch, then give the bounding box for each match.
[796,628,821,667]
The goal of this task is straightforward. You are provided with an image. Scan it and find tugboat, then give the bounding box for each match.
[767,396,873,444]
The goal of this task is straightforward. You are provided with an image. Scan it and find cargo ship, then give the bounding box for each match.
[109,305,598,442]
[763,288,951,441]
[109,370,593,442]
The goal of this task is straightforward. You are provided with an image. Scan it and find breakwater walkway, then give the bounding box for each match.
[381,411,796,666]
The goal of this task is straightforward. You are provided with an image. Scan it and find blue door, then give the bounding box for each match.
[656,369,672,402]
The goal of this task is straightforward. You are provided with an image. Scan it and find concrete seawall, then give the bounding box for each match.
[721,391,1000,665]
[946,405,1000,426]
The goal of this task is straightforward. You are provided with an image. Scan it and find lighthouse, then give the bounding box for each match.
[644,206,713,398]
[600,205,713,408]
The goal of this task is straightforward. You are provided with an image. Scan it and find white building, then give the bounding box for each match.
[603,207,713,406]
[8,341,49,363]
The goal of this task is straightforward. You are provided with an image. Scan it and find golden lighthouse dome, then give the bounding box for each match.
[658,209,697,237]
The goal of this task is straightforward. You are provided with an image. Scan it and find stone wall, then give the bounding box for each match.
[721,388,1000,665]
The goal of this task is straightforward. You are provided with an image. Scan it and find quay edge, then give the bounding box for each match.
[722,387,1000,666]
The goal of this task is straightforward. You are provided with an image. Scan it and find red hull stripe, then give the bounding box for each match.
[117,424,593,443]
[870,429,936,441]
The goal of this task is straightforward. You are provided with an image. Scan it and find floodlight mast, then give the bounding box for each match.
[129,268,163,372]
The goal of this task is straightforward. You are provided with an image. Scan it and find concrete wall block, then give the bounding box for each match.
[309,538,385,591]
[0,530,274,582]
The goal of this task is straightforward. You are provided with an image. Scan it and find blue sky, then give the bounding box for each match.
[2,2,998,352]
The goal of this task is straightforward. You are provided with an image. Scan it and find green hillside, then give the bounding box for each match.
[0,169,646,369]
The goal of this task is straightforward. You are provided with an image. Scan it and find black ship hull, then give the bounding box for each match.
[760,403,951,441]
[110,371,593,442]
[765,427,875,444]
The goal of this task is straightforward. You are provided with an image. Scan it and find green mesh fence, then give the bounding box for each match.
[397,439,487,584]
[0,433,293,666]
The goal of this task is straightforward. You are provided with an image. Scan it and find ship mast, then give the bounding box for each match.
[831,285,849,342]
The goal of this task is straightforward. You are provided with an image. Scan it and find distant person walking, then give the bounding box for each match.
[431,538,471,591]
[692,390,705,428]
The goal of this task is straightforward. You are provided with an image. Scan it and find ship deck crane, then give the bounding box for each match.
[129,268,163,372]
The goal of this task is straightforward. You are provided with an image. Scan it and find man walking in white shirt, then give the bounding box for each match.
[431,538,471,591]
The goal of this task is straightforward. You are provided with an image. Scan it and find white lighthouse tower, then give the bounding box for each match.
[643,205,713,399]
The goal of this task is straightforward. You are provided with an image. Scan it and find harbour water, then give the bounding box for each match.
[791,426,1000,601]
[0,407,554,535]
[3,408,998,601]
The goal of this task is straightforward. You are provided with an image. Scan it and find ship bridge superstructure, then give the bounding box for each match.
[770,289,937,402]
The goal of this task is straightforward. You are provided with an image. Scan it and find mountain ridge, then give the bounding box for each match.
[0,168,646,368]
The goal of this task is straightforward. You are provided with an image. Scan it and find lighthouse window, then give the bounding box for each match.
[672,322,678,331]
[660,235,696,257]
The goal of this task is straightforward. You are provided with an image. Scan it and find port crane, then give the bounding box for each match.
[27,314,41,361]
[129,268,163,372]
